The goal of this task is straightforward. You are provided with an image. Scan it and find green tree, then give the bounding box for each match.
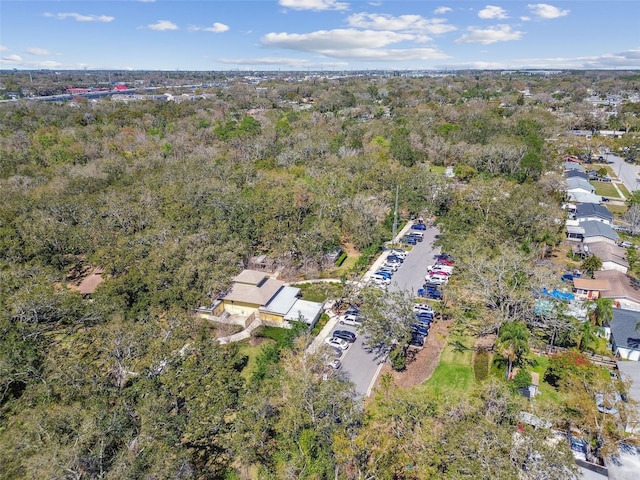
[581,254,603,278]
[496,321,530,378]
[587,297,614,327]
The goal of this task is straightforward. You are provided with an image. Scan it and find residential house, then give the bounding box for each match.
[564,161,586,172]
[567,190,604,204]
[595,269,640,311]
[575,204,613,225]
[566,220,619,245]
[572,277,611,300]
[565,169,590,181]
[608,309,640,361]
[584,241,629,274]
[566,177,595,195]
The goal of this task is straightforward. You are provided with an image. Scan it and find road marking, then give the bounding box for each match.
[366,358,387,397]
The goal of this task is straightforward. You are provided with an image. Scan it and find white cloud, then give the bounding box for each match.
[1,54,23,64]
[347,13,456,34]
[189,22,229,33]
[261,28,449,61]
[263,29,413,51]
[434,7,452,15]
[147,20,178,31]
[478,5,508,19]
[279,0,348,11]
[527,3,569,19]
[0,45,8,52]
[455,25,522,44]
[520,16,532,21]
[26,47,50,55]
[43,12,114,22]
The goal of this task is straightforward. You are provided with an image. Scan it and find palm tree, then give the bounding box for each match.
[581,255,603,278]
[587,297,614,327]
[496,321,530,378]
[577,321,597,352]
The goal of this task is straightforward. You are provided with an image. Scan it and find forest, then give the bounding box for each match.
[1,70,639,479]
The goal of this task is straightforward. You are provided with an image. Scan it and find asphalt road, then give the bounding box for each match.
[605,152,640,194]
[334,224,442,397]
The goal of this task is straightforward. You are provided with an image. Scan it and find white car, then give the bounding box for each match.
[426,275,448,285]
[371,274,391,285]
[427,264,454,275]
[382,262,399,271]
[390,249,408,258]
[413,303,434,313]
[325,336,350,350]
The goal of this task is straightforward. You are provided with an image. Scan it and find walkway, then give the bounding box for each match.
[218,317,263,344]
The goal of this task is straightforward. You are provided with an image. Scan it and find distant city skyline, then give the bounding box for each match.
[1,1,639,71]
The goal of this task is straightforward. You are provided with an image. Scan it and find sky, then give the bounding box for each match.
[1,0,639,71]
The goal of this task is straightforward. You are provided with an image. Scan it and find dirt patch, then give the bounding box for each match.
[372,319,451,389]
[342,242,360,257]
[475,333,497,351]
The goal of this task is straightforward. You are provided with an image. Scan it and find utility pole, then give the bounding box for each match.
[392,185,399,248]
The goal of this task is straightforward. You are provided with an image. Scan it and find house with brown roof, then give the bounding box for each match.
[595,270,640,311]
[572,277,611,300]
[586,241,629,274]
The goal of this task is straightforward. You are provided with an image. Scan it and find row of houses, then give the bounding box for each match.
[562,163,640,361]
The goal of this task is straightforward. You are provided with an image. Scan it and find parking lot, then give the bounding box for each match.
[323,223,442,397]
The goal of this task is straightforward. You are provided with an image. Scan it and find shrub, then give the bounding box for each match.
[512,369,532,389]
[473,350,490,381]
[389,346,406,371]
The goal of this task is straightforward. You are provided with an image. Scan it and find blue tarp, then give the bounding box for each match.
[541,288,575,301]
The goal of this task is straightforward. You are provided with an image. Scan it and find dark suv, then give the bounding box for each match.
[332,330,357,343]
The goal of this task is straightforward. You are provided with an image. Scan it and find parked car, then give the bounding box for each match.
[413,303,433,313]
[403,235,417,245]
[427,264,454,274]
[420,289,443,300]
[332,330,357,343]
[371,275,391,285]
[339,311,361,326]
[386,256,404,264]
[326,358,342,369]
[435,253,454,262]
[409,333,425,347]
[377,267,396,276]
[374,270,393,279]
[411,324,429,336]
[325,336,350,350]
[435,258,455,266]
[381,262,399,271]
[390,249,408,258]
[426,274,448,285]
[411,222,427,230]
[619,241,633,248]
[407,231,424,241]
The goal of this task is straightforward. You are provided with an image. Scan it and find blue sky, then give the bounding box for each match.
[1,0,639,71]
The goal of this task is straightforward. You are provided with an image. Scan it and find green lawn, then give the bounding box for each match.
[237,338,274,381]
[591,181,623,198]
[417,335,475,396]
[292,281,343,302]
